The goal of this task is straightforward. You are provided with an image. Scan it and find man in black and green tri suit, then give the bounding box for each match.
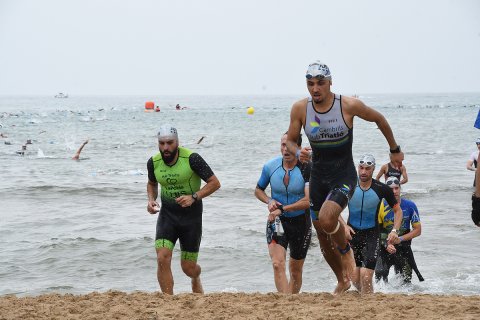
[146,124,220,294]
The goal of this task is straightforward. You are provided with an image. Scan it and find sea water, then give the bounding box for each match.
[1,93,479,296]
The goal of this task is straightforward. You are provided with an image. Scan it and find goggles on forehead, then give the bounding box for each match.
[306,62,332,80]
[386,178,400,186]
[359,160,375,166]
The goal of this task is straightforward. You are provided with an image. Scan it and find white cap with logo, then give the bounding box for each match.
[157,124,178,140]
[306,61,332,80]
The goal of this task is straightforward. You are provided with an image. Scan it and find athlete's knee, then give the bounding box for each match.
[271,259,286,272]
[181,260,201,278]
[289,265,303,281]
[319,217,341,235]
[317,204,342,232]
[156,249,172,266]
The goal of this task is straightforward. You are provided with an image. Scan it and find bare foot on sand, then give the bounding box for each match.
[192,277,204,294]
[333,278,351,295]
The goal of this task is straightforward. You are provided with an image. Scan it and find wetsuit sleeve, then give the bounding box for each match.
[300,161,312,183]
[147,157,157,183]
[382,184,398,208]
[256,164,270,191]
[189,153,215,182]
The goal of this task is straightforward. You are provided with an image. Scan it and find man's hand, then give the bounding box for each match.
[472,194,480,227]
[147,200,160,214]
[268,199,282,212]
[386,244,397,254]
[176,195,196,208]
[268,199,279,212]
[268,209,282,222]
[387,231,399,244]
[299,147,312,163]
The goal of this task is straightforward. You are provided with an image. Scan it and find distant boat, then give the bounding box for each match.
[54,93,68,98]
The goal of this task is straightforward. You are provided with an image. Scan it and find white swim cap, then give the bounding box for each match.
[358,154,376,167]
[386,176,401,188]
[476,137,480,144]
[306,61,332,80]
[157,124,178,140]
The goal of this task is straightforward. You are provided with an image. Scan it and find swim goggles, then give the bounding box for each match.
[306,62,332,80]
[358,153,376,167]
[359,160,375,166]
[386,177,400,187]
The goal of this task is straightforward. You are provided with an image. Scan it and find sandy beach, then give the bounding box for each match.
[1,291,479,320]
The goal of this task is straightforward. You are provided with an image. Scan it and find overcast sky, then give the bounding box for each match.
[1,0,479,95]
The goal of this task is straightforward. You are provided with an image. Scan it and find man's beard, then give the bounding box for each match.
[359,175,371,183]
[161,147,178,164]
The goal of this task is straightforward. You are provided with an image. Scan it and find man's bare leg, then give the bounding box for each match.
[156,248,174,294]
[269,244,289,293]
[313,220,351,294]
[318,201,356,282]
[288,258,305,294]
[351,267,361,291]
[359,268,375,294]
[181,259,204,293]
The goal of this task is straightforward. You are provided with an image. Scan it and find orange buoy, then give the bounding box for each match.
[145,101,155,110]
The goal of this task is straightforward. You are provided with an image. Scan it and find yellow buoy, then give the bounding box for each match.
[247,106,255,115]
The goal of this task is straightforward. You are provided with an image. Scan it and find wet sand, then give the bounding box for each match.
[1,291,479,319]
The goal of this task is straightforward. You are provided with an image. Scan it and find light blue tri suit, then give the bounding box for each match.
[257,156,311,218]
[256,155,312,260]
[347,179,398,270]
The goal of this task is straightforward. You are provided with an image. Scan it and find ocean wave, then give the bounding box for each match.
[5,185,140,196]
[405,184,472,194]
[38,237,110,249]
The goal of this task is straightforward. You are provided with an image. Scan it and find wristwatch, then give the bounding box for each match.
[391,228,398,234]
[192,192,199,202]
[277,204,285,214]
[390,145,401,153]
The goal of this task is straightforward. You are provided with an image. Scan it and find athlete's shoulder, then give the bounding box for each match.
[293,97,309,106]
[152,152,163,163]
[339,95,363,108]
[264,155,283,169]
[291,98,309,112]
[179,146,194,157]
[401,198,417,209]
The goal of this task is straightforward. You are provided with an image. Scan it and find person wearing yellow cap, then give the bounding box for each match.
[146,124,221,294]
[286,60,404,294]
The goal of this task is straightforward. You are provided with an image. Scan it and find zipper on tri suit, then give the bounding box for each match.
[360,190,365,226]
[283,169,291,204]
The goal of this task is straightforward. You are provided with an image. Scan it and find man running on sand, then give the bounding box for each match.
[287,60,403,293]
[146,124,220,294]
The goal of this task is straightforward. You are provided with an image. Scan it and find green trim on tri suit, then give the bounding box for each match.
[181,251,199,262]
[155,239,174,250]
